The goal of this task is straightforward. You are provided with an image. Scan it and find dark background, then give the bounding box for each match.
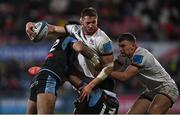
[0,0,179,113]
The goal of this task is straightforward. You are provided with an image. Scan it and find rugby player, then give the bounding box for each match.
[109,33,179,114]
[26,7,118,113]
[26,36,119,114]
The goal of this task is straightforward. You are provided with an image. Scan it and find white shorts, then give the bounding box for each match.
[141,83,179,105]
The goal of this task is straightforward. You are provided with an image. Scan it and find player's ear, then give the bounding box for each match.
[132,43,137,48]
[80,18,83,25]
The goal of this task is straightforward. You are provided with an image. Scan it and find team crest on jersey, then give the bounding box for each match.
[132,55,143,65]
[89,39,94,45]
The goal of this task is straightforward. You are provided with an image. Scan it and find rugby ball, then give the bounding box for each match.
[31,21,48,42]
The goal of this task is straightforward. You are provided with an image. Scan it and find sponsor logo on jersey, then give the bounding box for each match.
[89,39,94,45]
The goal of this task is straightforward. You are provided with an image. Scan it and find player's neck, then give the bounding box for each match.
[133,46,138,55]
[83,28,98,35]
[130,45,138,58]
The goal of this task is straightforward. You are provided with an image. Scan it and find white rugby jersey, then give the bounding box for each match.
[65,24,113,78]
[131,47,176,89]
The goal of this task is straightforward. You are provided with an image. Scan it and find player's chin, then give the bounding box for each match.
[120,54,126,57]
[87,29,96,34]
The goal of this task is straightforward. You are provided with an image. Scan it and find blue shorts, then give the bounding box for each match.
[29,70,64,101]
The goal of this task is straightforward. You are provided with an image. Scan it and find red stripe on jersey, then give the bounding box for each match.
[28,66,41,77]
[46,53,54,59]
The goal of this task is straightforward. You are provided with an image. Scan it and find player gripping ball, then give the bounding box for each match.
[30,21,48,42]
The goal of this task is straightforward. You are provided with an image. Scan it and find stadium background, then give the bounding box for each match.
[0,0,179,114]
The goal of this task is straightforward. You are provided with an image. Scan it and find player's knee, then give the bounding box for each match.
[27,100,37,114]
[147,104,163,114]
[37,93,56,114]
[73,41,84,52]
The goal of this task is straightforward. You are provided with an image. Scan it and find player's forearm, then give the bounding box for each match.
[97,62,114,79]
[72,41,101,69]
[82,45,101,68]
[86,77,102,90]
[87,62,114,89]
[81,45,94,59]
[73,42,95,59]
[111,65,139,81]
[48,24,66,35]
[68,75,85,89]
[110,71,128,81]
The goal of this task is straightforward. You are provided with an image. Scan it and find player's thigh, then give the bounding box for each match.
[147,93,172,114]
[26,99,37,114]
[27,75,38,114]
[127,96,151,114]
[37,93,57,114]
[35,72,62,113]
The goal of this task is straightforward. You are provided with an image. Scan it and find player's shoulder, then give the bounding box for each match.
[65,24,81,33]
[132,47,145,65]
[95,29,111,42]
[134,47,148,56]
[71,24,81,30]
[132,47,152,65]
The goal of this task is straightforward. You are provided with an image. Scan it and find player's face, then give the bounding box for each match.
[118,40,135,58]
[81,16,98,35]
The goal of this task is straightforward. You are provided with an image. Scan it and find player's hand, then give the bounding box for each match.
[94,62,102,71]
[79,84,92,102]
[26,22,37,40]
[28,66,41,77]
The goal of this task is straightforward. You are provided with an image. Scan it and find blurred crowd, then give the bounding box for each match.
[0,0,180,97]
[0,0,180,43]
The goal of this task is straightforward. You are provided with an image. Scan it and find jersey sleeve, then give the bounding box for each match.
[62,36,77,50]
[64,24,80,36]
[96,36,113,55]
[131,54,144,67]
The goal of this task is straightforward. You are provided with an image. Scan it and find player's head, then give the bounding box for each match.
[80,7,98,35]
[118,33,137,58]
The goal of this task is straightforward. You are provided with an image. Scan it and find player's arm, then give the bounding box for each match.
[111,54,143,81]
[68,75,87,91]
[84,54,114,88]
[110,65,139,81]
[26,22,67,39]
[80,55,131,94]
[79,40,114,101]
[48,23,67,35]
[89,39,115,83]
[72,41,101,70]
[84,39,115,87]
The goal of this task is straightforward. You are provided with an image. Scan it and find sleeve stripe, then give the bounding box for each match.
[131,63,142,68]
[64,25,69,35]
[99,52,113,56]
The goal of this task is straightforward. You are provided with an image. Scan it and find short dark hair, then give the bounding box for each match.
[118,33,136,43]
[81,7,98,17]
